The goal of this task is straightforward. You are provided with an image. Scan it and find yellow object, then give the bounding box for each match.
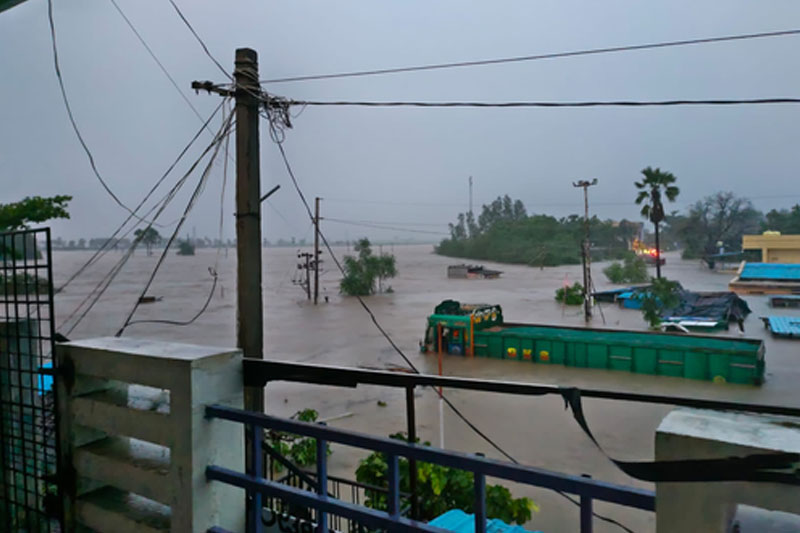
[713,375,727,384]
[742,233,800,263]
[507,347,517,358]
[491,313,497,321]
[475,316,481,323]
[539,350,550,362]
[522,349,532,360]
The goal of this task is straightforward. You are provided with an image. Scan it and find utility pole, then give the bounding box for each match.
[573,178,598,322]
[234,48,264,413]
[297,252,313,300]
[314,197,321,305]
[469,175,473,216]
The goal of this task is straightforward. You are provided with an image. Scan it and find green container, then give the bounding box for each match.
[426,301,766,385]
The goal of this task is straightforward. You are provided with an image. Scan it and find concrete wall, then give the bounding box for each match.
[742,234,800,263]
[57,337,245,533]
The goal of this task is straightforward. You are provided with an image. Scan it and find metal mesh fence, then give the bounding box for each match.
[0,228,61,532]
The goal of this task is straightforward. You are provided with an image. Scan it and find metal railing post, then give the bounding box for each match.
[474,470,486,533]
[251,424,263,533]
[316,427,329,533]
[580,474,593,533]
[387,454,400,518]
[406,385,418,520]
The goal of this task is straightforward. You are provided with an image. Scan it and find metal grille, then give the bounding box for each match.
[0,228,61,532]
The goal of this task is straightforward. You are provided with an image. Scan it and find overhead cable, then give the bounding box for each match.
[261,28,800,83]
[46,0,160,225]
[166,0,232,80]
[56,100,226,294]
[115,110,234,336]
[284,97,800,108]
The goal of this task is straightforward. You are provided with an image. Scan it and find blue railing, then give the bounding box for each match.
[205,404,655,533]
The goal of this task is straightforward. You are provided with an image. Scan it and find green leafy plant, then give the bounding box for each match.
[355,433,537,524]
[266,409,331,473]
[640,277,681,328]
[555,282,584,306]
[340,238,398,296]
[0,195,72,232]
[177,237,195,256]
[603,254,648,284]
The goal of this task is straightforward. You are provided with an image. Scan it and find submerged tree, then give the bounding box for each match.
[634,167,679,278]
[340,238,398,296]
[134,227,162,256]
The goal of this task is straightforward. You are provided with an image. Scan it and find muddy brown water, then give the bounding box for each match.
[53,246,800,533]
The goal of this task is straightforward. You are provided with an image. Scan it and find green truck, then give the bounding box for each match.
[422,300,765,385]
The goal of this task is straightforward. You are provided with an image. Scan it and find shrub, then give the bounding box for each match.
[603,254,648,284]
[555,282,584,305]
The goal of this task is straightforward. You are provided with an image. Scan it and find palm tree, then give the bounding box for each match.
[634,167,679,278]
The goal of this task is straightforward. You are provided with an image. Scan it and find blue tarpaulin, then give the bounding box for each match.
[740,263,800,282]
[762,316,800,338]
[429,510,541,533]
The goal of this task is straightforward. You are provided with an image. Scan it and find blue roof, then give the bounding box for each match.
[428,510,541,533]
[740,263,800,281]
[764,316,800,338]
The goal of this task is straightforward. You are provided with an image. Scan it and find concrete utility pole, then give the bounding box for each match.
[298,252,313,300]
[234,48,264,413]
[314,197,321,305]
[573,178,598,322]
[469,175,473,216]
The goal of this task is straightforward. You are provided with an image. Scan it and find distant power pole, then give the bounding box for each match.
[573,178,598,322]
[313,197,322,305]
[469,175,473,216]
[297,251,313,300]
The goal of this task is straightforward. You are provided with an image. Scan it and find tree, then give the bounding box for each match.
[640,277,681,328]
[356,433,537,524]
[134,227,162,256]
[340,238,398,296]
[603,254,649,284]
[371,253,397,293]
[634,167,679,278]
[266,409,331,474]
[0,195,72,232]
[678,192,762,259]
[763,204,800,234]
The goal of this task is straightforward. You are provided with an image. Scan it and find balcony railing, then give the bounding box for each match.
[206,404,655,533]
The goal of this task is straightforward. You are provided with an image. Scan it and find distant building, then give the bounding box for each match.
[742,232,800,263]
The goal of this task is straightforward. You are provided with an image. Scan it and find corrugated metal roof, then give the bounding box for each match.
[740,263,800,281]
[764,316,800,338]
[428,509,541,533]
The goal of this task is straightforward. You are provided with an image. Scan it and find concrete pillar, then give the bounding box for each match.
[655,408,800,533]
[57,337,245,533]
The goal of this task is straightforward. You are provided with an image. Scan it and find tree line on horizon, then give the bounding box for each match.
[437,171,800,267]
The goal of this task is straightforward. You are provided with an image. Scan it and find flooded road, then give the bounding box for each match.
[53,245,800,532]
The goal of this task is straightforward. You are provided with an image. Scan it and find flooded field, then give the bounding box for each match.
[53,245,800,532]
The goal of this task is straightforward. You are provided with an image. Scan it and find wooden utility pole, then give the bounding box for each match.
[573,178,598,323]
[298,252,313,300]
[235,48,264,413]
[314,197,321,305]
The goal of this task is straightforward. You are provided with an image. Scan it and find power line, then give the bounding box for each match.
[261,28,800,83]
[166,0,231,81]
[56,100,226,294]
[324,218,450,236]
[116,111,233,336]
[58,106,233,336]
[268,125,633,532]
[324,217,450,227]
[108,0,210,126]
[286,97,800,108]
[46,0,160,225]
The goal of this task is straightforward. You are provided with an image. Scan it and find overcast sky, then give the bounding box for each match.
[2,1,800,243]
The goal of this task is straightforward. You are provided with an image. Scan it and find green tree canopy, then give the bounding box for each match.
[763,204,800,234]
[0,195,72,232]
[340,238,398,296]
[677,192,762,258]
[134,227,162,256]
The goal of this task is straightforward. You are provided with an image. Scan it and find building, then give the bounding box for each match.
[742,232,800,263]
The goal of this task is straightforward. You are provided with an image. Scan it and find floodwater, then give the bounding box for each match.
[53,246,800,533]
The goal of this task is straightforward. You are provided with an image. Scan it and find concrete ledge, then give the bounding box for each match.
[656,408,800,533]
[77,486,170,533]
